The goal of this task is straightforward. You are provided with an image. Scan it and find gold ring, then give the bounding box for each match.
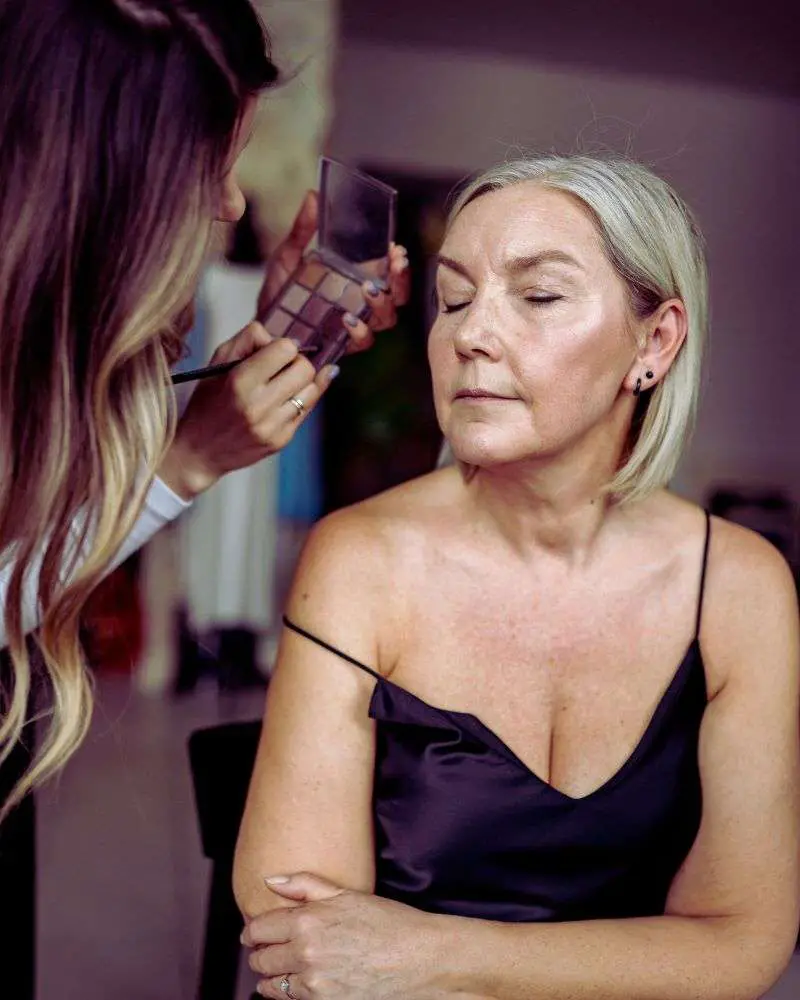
[289,396,305,417]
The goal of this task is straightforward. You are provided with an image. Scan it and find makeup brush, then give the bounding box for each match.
[170,343,325,385]
[171,360,242,385]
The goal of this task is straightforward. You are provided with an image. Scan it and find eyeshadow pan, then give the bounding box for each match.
[318,271,349,302]
[282,283,311,314]
[288,318,315,348]
[264,309,292,337]
[300,296,332,326]
[297,261,327,289]
[314,308,350,368]
[339,281,366,315]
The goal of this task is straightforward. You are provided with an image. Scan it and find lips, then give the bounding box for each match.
[454,388,514,400]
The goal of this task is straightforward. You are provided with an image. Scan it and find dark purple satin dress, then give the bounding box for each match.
[283,515,709,922]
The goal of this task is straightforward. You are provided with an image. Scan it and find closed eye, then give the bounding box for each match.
[441,301,471,314]
[526,295,562,305]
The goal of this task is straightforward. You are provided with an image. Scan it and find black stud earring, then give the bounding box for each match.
[633,377,642,397]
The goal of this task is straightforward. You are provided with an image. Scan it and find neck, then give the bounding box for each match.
[464,408,633,564]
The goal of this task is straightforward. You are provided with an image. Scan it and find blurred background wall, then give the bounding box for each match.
[238,0,338,247]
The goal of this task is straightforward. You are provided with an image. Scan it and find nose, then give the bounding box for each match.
[217,176,246,223]
[451,294,502,361]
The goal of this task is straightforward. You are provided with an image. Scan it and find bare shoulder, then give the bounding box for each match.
[642,491,795,603]
[285,466,462,671]
[702,514,799,693]
[634,492,798,693]
[705,514,797,621]
[293,466,460,578]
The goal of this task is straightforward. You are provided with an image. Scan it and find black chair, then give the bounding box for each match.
[0,733,36,1000]
[188,719,262,1000]
[0,651,37,1000]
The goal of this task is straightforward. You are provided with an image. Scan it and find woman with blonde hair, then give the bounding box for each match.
[0,0,408,819]
[236,155,799,1000]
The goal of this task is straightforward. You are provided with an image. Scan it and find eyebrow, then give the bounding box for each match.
[436,250,583,279]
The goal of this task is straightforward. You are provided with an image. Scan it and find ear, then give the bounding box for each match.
[623,298,688,395]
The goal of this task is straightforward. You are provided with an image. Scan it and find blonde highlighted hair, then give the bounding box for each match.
[446,155,708,502]
[0,0,277,818]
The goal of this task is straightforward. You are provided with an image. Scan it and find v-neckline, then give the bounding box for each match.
[369,639,704,803]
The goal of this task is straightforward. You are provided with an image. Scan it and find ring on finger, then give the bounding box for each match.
[279,974,300,1000]
[288,395,305,418]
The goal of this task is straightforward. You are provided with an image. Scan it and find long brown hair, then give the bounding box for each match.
[0,0,278,817]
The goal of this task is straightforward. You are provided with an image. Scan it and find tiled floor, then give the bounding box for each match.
[37,673,800,1000]
[37,674,265,1000]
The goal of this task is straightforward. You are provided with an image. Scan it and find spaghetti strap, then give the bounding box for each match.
[694,511,712,639]
[282,615,382,681]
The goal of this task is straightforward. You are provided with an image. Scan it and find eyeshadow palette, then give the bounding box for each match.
[257,158,398,371]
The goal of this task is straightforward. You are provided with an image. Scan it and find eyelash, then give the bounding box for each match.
[440,295,562,314]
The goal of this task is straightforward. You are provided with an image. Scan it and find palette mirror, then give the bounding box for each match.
[257,157,398,371]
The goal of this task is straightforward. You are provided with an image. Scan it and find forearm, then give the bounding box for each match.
[429,911,774,1000]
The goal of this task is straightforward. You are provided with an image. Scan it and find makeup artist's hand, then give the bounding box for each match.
[242,873,444,1000]
[257,191,411,354]
[157,323,335,501]
[158,192,411,501]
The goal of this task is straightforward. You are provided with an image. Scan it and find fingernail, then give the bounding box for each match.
[327,365,341,382]
[366,280,386,297]
[252,326,273,343]
[286,336,302,349]
[397,256,410,270]
[264,874,290,885]
[240,931,247,945]
[343,312,359,327]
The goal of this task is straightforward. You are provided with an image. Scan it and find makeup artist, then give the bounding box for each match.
[0,0,409,817]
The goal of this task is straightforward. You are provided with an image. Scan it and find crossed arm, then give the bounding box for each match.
[233,511,800,1000]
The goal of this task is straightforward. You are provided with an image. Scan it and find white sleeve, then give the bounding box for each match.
[0,477,190,650]
[108,477,190,570]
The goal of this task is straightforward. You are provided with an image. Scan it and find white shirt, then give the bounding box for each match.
[0,477,189,649]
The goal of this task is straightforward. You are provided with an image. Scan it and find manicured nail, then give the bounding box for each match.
[286,336,303,349]
[253,321,274,340]
[366,279,386,297]
[326,365,341,382]
[264,874,290,885]
[343,312,359,327]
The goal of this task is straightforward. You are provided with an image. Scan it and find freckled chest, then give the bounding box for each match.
[390,547,698,798]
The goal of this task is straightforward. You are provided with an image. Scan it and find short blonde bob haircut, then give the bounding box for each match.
[445,155,708,504]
